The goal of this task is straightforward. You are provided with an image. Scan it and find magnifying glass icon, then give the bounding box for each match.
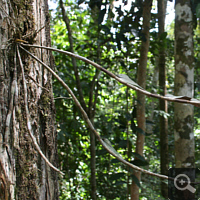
[174,174,196,193]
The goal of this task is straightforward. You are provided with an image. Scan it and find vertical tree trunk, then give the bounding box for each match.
[59,0,87,112]
[174,0,195,168]
[0,0,58,199]
[131,0,152,199]
[88,3,103,199]
[59,1,102,198]
[158,0,168,198]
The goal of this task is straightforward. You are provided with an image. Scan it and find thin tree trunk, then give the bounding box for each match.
[0,0,58,199]
[59,0,87,112]
[158,0,168,198]
[88,2,104,199]
[59,1,100,198]
[131,0,152,199]
[174,0,195,168]
[174,1,195,198]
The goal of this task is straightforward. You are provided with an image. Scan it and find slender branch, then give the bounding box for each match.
[20,43,200,107]
[17,45,64,175]
[88,69,101,118]
[19,45,170,180]
[59,0,87,112]
[54,97,71,100]
[92,79,100,118]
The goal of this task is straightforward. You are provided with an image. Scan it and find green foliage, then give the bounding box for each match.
[49,0,200,199]
[196,4,200,18]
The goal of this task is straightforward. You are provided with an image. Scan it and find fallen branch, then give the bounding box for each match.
[17,45,64,175]
[19,45,169,180]
[20,43,200,107]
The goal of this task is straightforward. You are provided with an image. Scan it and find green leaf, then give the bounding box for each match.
[165,94,191,100]
[131,121,145,135]
[159,32,167,40]
[116,33,122,50]
[111,159,120,163]
[130,159,149,166]
[97,149,107,155]
[131,153,148,166]
[132,152,146,162]
[110,172,125,180]
[57,131,66,142]
[165,94,200,103]
[103,138,123,158]
[196,3,200,18]
[115,181,126,186]
[120,61,126,68]
[118,140,127,148]
[117,74,143,89]
[125,112,132,121]
[101,25,111,34]
[130,174,141,188]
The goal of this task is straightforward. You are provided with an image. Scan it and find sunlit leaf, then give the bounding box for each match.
[166,94,191,100]
[117,74,143,89]
[103,138,123,158]
[165,94,200,103]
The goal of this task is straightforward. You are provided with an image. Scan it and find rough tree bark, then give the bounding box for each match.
[0,0,58,199]
[131,0,152,199]
[174,0,195,168]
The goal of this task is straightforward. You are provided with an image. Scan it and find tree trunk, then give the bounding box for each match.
[131,0,152,199]
[174,0,195,168]
[0,0,58,199]
[158,0,168,198]
[59,1,102,199]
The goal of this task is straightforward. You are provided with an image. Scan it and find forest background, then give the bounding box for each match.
[47,0,200,199]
